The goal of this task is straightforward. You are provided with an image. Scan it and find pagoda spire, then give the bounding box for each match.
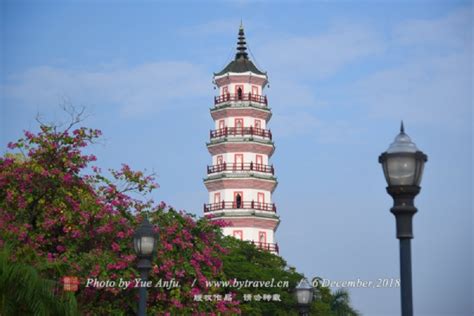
[235,23,248,60]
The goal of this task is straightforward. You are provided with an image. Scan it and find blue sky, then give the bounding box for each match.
[1,1,472,315]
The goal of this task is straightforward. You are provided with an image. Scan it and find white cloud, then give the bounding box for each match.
[266,78,322,110]
[261,7,471,132]
[247,21,387,125]
[351,52,471,127]
[350,6,472,129]
[393,7,471,50]
[1,62,211,118]
[271,112,321,137]
[271,112,365,144]
[2,7,470,130]
[257,22,385,80]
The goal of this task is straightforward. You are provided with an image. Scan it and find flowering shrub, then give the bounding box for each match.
[0,122,240,314]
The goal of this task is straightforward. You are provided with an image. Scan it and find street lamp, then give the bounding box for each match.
[133,216,158,316]
[379,122,427,316]
[294,278,314,316]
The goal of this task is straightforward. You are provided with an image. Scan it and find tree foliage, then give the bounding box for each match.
[0,113,359,315]
[0,118,237,314]
[220,237,302,315]
[0,245,78,316]
[310,277,360,316]
[221,239,361,316]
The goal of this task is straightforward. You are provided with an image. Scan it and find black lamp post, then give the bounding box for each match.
[133,216,158,316]
[294,278,314,316]
[379,122,427,316]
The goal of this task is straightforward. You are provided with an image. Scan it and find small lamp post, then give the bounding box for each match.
[294,278,314,316]
[133,216,158,316]
[379,122,427,316]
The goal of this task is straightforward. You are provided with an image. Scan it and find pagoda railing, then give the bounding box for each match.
[251,241,279,253]
[207,162,274,175]
[214,93,267,106]
[204,201,277,213]
[210,127,272,140]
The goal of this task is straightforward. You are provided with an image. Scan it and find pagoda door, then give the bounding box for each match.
[234,191,243,208]
[235,85,244,100]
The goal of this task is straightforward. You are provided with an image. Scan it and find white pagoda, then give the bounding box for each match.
[203,24,280,254]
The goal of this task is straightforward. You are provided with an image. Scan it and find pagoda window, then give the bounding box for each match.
[254,119,261,130]
[257,192,265,208]
[234,118,243,133]
[234,154,243,170]
[256,155,263,171]
[214,192,221,204]
[233,230,243,240]
[222,86,229,96]
[258,231,267,244]
[252,85,259,95]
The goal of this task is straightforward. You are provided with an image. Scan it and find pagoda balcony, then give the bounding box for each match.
[250,241,279,254]
[210,127,272,140]
[204,201,277,213]
[214,93,268,106]
[207,162,274,175]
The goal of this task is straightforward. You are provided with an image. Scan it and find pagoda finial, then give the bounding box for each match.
[400,120,405,134]
[235,23,248,60]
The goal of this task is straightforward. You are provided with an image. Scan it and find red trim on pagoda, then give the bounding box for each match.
[253,241,279,253]
[209,216,279,230]
[210,127,272,140]
[207,162,274,175]
[211,107,272,122]
[215,75,267,87]
[204,178,277,192]
[214,93,267,106]
[204,201,276,213]
[207,142,275,156]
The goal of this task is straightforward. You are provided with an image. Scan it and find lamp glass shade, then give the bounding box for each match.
[138,236,155,256]
[133,237,139,254]
[134,235,156,256]
[380,123,427,187]
[386,155,416,186]
[296,288,312,305]
[133,217,157,257]
[295,278,314,305]
[415,160,425,186]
